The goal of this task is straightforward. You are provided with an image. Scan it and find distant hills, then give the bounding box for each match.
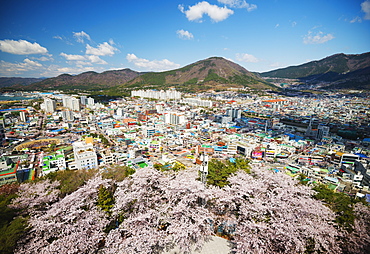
[22,69,142,91]
[115,57,274,92]
[0,77,44,88]
[6,57,274,93]
[260,52,370,90]
[2,52,370,93]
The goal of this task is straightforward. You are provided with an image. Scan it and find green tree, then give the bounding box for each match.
[313,184,361,231]
[0,185,28,254]
[206,158,250,188]
[42,168,98,197]
[96,185,115,216]
[101,165,135,182]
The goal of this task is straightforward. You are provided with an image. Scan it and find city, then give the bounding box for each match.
[1,0,370,253]
[1,88,370,253]
[1,89,369,197]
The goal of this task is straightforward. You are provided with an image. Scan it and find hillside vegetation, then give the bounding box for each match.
[117,57,275,93]
[260,52,370,90]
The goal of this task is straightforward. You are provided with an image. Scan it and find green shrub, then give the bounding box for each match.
[43,169,98,197]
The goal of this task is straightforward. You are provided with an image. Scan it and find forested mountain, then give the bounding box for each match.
[12,57,275,93]
[260,52,370,90]
[22,69,142,91]
[118,57,275,92]
[0,77,44,88]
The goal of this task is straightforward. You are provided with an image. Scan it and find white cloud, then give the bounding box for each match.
[0,59,43,76]
[176,29,194,40]
[275,23,280,28]
[303,31,335,44]
[60,52,107,65]
[86,41,118,56]
[23,58,42,67]
[178,4,185,13]
[181,1,234,22]
[361,0,370,20]
[60,53,86,61]
[31,56,53,62]
[53,35,63,40]
[53,35,73,45]
[86,55,107,65]
[350,16,362,23]
[0,39,48,55]
[236,53,259,63]
[217,0,257,11]
[40,65,104,77]
[73,31,91,43]
[126,53,180,71]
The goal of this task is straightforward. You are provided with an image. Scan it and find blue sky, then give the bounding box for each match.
[0,0,369,77]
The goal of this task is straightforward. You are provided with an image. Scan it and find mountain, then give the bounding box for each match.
[22,69,142,91]
[115,57,275,92]
[260,52,370,90]
[0,77,44,88]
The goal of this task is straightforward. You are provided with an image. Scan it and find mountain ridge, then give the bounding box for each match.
[21,68,142,91]
[3,53,370,92]
[260,52,370,90]
[119,56,275,92]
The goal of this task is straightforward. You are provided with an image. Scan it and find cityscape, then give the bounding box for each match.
[0,85,369,253]
[1,0,370,253]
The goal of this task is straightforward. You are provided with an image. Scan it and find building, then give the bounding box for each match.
[80,95,87,105]
[226,108,242,120]
[69,138,98,170]
[183,98,213,107]
[44,98,56,113]
[164,112,186,125]
[87,97,95,106]
[100,149,115,165]
[62,110,74,121]
[63,95,81,111]
[20,111,27,122]
[0,157,18,186]
[131,89,181,100]
[316,125,330,141]
[41,150,67,176]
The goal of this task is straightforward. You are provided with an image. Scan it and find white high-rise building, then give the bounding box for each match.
[62,95,80,111]
[226,108,242,120]
[87,97,95,106]
[131,89,181,100]
[70,98,80,111]
[164,112,186,125]
[19,111,27,122]
[62,111,74,121]
[182,98,213,107]
[116,108,124,117]
[44,98,56,113]
[80,96,87,105]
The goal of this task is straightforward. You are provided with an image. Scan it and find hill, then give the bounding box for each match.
[118,57,275,93]
[260,52,370,90]
[0,77,44,88]
[22,69,142,91]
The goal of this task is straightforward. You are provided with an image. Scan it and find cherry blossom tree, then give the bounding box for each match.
[218,167,341,253]
[9,164,369,254]
[340,202,370,254]
[9,179,60,213]
[103,167,215,254]
[15,177,110,254]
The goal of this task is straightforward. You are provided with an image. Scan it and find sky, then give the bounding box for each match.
[0,0,369,78]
